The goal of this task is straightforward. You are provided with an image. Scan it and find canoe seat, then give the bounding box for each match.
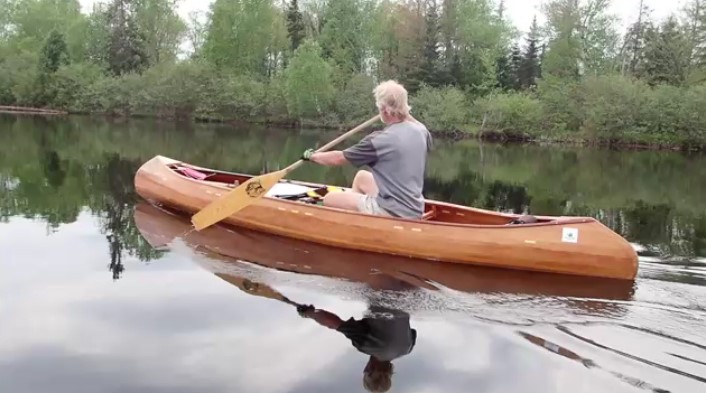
[176,166,210,180]
[509,215,539,225]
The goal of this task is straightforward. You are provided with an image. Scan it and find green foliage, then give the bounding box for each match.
[638,18,692,86]
[519,17,541,89]
[411,85,469,132]
[318,0,367,76]
[0,51,37,105]
[473,75,706,146]
[580,75,652,139]
[39,30,70,74]
[680,85,706,144]
[202,0,282,76]
[0,0,706,148]
[642,83,706,144]
[451,0,514,90]
[420,0,442,87]
[102,0,149,76]
[542,0,619,77]
[286,0,306,51]
[3,0,85,54]
[536,77,584,132]
[473,92,544,136]
[369,1,424,90]
[284,40,334,119]
[132,61,210,118]
[333,73,376,125]
[202,72,268,120]
[35,30,71,104]
[80,72,142,115]
[84,5,111,67]
[50,63,104,110]
[134,0,187,64]
[261,75,290,121]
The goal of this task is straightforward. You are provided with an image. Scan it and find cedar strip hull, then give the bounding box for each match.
[134,156,639,280]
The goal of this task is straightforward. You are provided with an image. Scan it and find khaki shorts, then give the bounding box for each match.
[357,195,392,217]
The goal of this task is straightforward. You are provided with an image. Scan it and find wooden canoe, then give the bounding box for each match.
[134,155,639,280]
[133,201,635,314]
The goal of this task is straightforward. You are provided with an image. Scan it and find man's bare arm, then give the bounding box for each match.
[309,151,348,166]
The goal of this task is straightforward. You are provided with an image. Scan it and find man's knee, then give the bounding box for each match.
[353,170,378,196]
[355,170,373,181]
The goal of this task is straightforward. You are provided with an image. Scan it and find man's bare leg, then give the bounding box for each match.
[323,191,364,211]
[352,170,379,196]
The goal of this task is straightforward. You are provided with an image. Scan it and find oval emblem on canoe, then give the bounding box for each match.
[246,180,266,198]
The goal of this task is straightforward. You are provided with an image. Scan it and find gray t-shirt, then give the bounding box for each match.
[336,306,417,362]
[343,120,432,219]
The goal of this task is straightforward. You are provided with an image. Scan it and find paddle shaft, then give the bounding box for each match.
[191,114,380,231]
[282,114,381,175]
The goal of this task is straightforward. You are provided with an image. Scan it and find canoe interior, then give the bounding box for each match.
[168,162,554,226]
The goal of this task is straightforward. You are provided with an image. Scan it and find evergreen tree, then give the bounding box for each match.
[639,17,691,86]
[539,43,547,79]
[495,50,513,90]
[106,0,148,75]
[420,0,441,86]
[519,16,541,89]
[36,29,70,104]
[39,30,70,75]
[683,0,706,70]
[509,44,522,90]
[286,0,306,51]
[497,0,506,20]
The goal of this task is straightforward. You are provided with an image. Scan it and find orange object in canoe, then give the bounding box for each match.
[133,155,639,280]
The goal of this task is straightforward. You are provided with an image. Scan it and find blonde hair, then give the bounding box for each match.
[373,80,411,119]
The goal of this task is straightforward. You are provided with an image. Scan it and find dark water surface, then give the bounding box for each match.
[1,114,705,393]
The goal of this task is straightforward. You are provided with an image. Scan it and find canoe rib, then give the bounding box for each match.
[134,155,639,280]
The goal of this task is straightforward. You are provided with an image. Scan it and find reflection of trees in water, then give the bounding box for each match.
[423,168,706,261]
[41,151,66,189]
[88,154,165,280]
[624,202,673,248]
[424,169,534,214]
[2,114,706,274]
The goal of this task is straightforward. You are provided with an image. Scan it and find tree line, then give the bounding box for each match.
[1,0,706,148]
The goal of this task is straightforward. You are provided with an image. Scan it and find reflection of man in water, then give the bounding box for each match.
[297,303,417,393]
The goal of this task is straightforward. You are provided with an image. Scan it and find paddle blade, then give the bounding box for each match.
[215,274,298,306]
[191,169,286,231]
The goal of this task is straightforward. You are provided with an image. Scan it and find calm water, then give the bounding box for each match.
[1,114,705,393]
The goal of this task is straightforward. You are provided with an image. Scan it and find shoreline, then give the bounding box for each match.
[4,108,704,153]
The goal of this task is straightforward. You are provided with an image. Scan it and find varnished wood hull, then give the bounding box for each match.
[133,201,635,314]
[134,155,639,280]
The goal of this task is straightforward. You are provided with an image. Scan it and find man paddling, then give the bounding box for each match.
[302,80,432,219]
[296,303,417,393]
[230,274,417,393]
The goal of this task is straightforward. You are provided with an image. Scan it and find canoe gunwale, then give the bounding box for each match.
[160,156,597,229]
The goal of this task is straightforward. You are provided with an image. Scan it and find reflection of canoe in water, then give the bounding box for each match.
[134,155,638,280]
[133,201,635,307]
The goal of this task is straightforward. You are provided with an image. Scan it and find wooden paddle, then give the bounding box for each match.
[215,273,303,307]
[191,114,381,231]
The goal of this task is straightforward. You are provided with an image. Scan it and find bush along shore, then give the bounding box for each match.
[24,66,706,152]
[2,0,706,151]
